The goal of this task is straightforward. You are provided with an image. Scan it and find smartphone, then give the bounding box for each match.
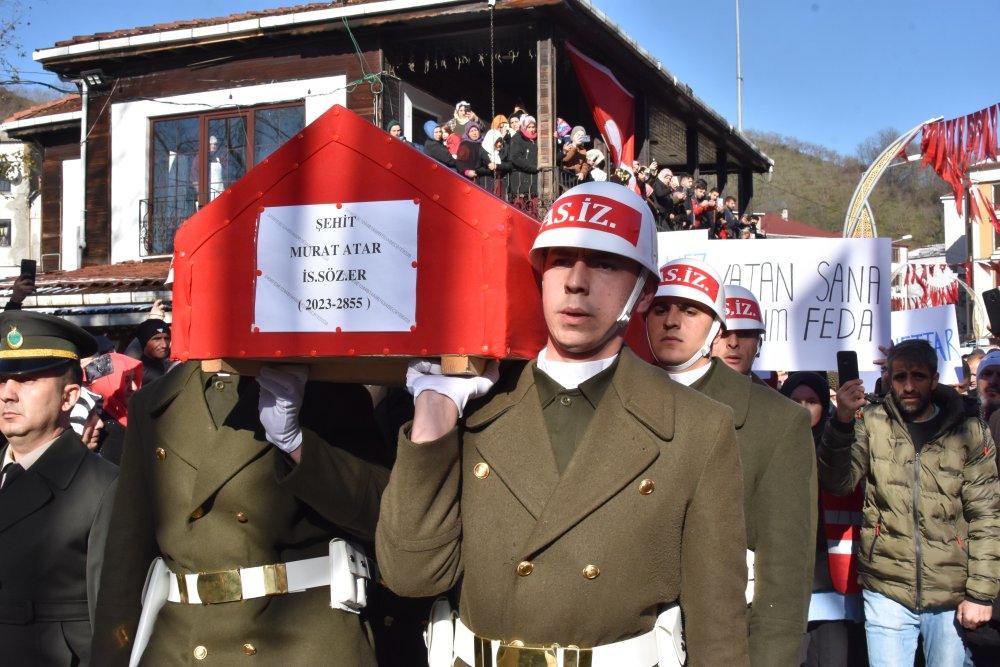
[84,353,115,382]
[580,134,591,143]
[837,350,860,385]
[983,287,1000,334]
[19,258,36,282]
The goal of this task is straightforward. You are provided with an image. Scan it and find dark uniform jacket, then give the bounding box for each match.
[693,359,817,666]
[91,362,390,666]
[0,431,118,667]
[377,349,751,666]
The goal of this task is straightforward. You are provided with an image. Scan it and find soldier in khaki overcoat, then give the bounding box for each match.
[91,361,390,666]
[377,182,750,666]
[646,259,817,666]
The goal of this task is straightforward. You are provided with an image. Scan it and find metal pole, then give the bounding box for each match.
[735,0,743,132]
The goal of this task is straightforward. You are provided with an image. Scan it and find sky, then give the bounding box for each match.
[4,0,996,158]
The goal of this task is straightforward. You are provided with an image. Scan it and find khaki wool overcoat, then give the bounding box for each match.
[377,348,751,666]
[693,359,817,667]
[91,362,390,666]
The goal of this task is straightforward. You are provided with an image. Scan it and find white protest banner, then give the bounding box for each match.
[655,234,891,371]
[890,304,963,385]
[254,201,419,332]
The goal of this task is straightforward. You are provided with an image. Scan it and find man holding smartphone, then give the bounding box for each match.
[820,339,1000,665]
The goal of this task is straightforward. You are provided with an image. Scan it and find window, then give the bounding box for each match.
[145,103,305,255]
[0,220,10,247]
[0,175,10,194]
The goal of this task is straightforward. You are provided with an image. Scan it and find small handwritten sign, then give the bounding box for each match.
[254,201,419,332]
[891,304,962,385]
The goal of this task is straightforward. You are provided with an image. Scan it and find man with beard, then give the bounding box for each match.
[977,351,1000,438]
[820,339,1000,666]
[645,258,816,666]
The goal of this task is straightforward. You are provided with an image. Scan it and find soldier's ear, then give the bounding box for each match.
[61,382,81,414]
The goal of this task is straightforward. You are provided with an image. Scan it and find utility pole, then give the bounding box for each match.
[736,0,743,132]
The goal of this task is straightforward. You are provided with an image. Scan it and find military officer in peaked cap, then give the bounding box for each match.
[0,310,119,666]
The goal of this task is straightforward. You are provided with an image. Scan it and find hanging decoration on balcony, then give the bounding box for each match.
[893,263,960,311]
[895,102,1000,230]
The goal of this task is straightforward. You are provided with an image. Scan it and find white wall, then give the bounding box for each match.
[110,75,347,263]
[61,159,83,271]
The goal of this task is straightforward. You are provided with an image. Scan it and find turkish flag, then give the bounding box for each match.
[566,42,636,179]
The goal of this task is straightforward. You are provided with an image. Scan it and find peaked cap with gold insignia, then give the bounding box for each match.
[0,311,97,376]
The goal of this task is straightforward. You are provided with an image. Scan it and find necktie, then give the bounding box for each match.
[1,462,23,491]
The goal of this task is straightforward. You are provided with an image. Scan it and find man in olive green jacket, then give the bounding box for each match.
[820,339,1000,665]
[646,261,817,666]
[378,182,750,666]
[92,361,390,666]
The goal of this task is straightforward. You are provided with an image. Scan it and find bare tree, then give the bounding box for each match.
[0,1,29,79]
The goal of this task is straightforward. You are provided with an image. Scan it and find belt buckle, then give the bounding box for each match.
[474,639,592,667]
[196,569,243,604]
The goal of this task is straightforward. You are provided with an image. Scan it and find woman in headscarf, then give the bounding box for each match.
[781,372,867,667]
[560,125,591,185]
[508,114,539,217]
[422,120,455,168]
[479,128,511,197]
[490,114,509,134]
[456,121,491,182]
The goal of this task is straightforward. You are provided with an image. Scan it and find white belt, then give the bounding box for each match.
[166,556,329,604]
[452,617,660,667]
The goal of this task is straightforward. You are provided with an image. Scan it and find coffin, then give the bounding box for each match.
[170,105,547,384]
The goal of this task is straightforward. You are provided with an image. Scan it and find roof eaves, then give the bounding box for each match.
[33,0,471,63]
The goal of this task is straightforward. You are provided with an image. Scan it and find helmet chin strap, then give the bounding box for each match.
[586,272,650,355]
[653,319,722,373]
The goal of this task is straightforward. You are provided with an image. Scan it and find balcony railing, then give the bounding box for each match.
[139,193,197,257]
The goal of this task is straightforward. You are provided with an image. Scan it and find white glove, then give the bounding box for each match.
[405,359,499,417]
[257,364,309,454]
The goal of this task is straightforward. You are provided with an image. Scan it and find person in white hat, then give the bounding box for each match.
[377,182,750,666]
[712,284,767,377]
[646,258,817,666]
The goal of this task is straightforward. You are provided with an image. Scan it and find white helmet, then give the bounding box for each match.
[652,258,727,372]
[531,181,658,276]
[723,285,765,332]
[654,258,727,323]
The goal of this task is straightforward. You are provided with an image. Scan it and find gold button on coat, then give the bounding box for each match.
[516,560,534,576]
[155,448,166,461]
[242,643,257,655]
[214,380,226,391]
[559,395,572,406]
[190,506,205,520]
[473,462,490,479]
[582,564,600,579]
[193,645,208,660]
[235,512,249,523]
[639,479,655,495]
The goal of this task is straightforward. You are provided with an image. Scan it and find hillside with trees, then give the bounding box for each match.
[746,129,947,245]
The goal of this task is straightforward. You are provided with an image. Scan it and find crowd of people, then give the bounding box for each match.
[401,101,765,238]
[1,179,998,667]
